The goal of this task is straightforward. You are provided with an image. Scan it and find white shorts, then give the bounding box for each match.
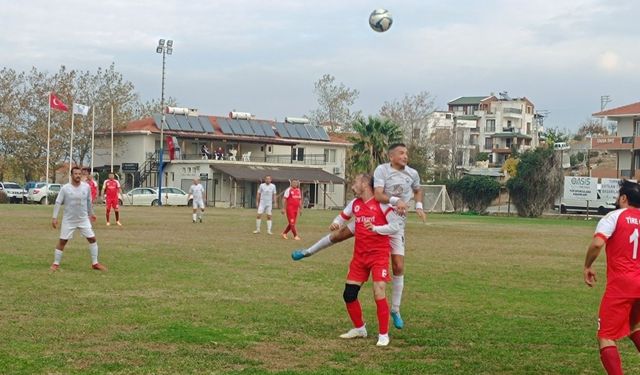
[346,220,406,256]
[193,199,205,209]
[60,222,95,240]
[257,203,273,215]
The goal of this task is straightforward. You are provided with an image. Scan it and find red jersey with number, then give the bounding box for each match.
[595,208,640,297]
[103,179,120,201]
[284,187,302,210]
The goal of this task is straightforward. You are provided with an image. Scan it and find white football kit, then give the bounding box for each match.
[189,184,205,209]
[372,163,421,256]
[53,183,95,240]
[257,183,277,215]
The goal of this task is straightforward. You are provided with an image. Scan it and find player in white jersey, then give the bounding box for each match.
[189,178,206,223]
[50,166,107,272]
[254,175,277,234]
[292,143,424,329]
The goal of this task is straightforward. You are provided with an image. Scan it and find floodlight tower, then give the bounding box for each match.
[156,38,173,206]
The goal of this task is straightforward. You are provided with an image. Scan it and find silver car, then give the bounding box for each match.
[122,187,191,206]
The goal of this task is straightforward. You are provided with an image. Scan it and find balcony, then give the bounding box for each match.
[590,136,639,151]
[176,152,331,165]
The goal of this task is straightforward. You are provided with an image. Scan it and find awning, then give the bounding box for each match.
[210,164,345,184]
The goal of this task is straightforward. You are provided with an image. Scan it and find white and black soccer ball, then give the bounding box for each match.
[369,9,393,33]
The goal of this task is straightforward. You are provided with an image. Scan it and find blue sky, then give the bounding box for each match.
[3,0,639,131]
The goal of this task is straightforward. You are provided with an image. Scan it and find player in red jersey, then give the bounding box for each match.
[101,172,122,226]
[281,179,303,240]
[81,168,98,203]
[294,174,401,346]
[585,180,640,374]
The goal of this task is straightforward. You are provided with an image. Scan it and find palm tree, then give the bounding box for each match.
[348,116,403,174]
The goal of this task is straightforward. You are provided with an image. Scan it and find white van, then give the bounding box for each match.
[556,184,616,215]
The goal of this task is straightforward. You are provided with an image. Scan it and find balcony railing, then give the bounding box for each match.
[503,108,522,114]
[173,152,331,165]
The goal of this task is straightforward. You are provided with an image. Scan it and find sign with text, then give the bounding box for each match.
[199,173,209,180]
[563,176,598,200]
[600,178,621,202]
[121,163,139,172]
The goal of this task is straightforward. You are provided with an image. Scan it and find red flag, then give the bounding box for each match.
[50,93,68,112]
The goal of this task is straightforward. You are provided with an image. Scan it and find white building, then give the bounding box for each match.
[93,112,350,209]
[447,94,539,166]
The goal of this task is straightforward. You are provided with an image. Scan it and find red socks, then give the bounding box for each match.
[105,209,110,222]
[291,225,298,237]
[600,346,623,375]
[345,300,364,328]
[115,211,120,221]
[375,298,389,335]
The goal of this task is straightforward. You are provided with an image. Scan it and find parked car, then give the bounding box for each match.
[121,187,191,206]
[27,183,62,204]
[0,182,27,203]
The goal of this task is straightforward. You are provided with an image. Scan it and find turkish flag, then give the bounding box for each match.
[50,93,68,112]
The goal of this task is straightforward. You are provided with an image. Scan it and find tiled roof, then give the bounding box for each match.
[448,96,489,106]
[593,102,640,117]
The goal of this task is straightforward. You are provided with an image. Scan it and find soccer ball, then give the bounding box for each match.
[369,9,393,33]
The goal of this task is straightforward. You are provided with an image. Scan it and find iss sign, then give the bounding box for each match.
[563,176,598,201]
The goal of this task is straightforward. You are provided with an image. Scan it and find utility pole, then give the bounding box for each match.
[450,115,458,179]
[601,95,612,133]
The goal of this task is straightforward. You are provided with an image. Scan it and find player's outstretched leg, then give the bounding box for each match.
[290,227,354,261]
[391,254,405,329]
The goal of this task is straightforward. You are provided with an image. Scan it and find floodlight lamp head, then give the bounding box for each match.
[166,48,173,55]
[156,46,163,54]
[167,40,173,47]
[159,39,165,46]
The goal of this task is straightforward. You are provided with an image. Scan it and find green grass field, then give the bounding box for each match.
[0,205,636,374]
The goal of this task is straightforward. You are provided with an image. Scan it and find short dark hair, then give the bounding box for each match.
[71,166,82,174]
[388,143,407,152]
[619,180,640,208]
[82,167,90,173]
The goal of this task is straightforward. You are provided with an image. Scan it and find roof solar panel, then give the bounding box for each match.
[227,119,246,135]
[262,123,276,137]
[216,117,234,134]
[198,116,215,133]
[316,126,330,141]
[304,124,320,140]
[248,120,266,136]
[295,124,311,139]
[238,120,255,135]
[164,114,180,131]
[153,114,162,129]
[176,115,192,131]
[287,124,303,138]
[275,122,290,138]
[187,116,205,132]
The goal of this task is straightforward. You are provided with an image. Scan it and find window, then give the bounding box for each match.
[526,106,532,114]
[484,137,493,150]
[324,149,336,163]
[445,113,452,120]
[292,147,305,161]
[412,128,421,139]
[635,120,640,136]
[485,120,495,132]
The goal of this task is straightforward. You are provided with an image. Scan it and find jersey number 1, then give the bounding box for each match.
[630,228,639,260]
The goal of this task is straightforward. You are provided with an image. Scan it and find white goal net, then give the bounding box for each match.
[412,185,454,213]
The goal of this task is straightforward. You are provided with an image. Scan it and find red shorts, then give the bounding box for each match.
[106,198,119,210]
[346,253,390,283]
[598,293,640,339]
[286,209,299,225]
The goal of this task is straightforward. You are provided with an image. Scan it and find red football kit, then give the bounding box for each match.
[282,187,302,237]
[595,208,640,339]
[87,180,98,203]
[103,179,120,210]
[339,197,398,283]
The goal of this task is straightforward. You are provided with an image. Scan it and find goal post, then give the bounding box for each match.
[413,184,454,213]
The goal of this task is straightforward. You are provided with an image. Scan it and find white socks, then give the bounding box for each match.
[267,220,272,232]
[304,234,333,256]
[391,275,404,312]
[256,219,261,232]
[193,213,197,221]
[89,242,99,265]
[53,249,63,265]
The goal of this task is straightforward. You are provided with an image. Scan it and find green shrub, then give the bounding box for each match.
[0,191,8,204]
[450,176,500,213]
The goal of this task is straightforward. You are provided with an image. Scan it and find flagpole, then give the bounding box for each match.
[91,107,95,174]
[45,92,52,205]
[69,110,75,182]
[111,105,114,173]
